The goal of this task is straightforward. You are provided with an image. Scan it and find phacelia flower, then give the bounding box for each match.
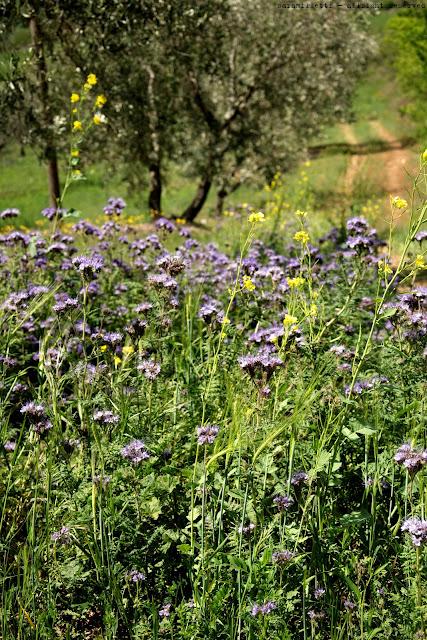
[51,526,71,544]
[291,470,309,486]
[0,208,20,219]
[159,603,171,618]
[273,494,294,511]
[138,359,161,380]
[72,254,104,278]
[272,550,295,564]
[402,517,427,546]
[251,601,277,616]
[127,569,146,583]
[93,410,119,425]
[197,424,219,445]
[120,439,150,464]
[394,442,427,476]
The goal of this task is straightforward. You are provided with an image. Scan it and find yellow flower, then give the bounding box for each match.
[72,120,82,132]
[175,217,186,224]
[287,276,305,289]
[72,169,82,178]
[378,260,392,275]
[390,196,408,210]
[122,346,134,356]
[248,211,265,224]
[415,254,426,269]
[71,149,79,157]
[100,345,107,352]
[309,303,318,317]
[71,93,80,103]
[95,94,107,108]
[87,73,97,86]
[294,230,310,244]
[114,355,122,366]
[222,317,230,325]
[83,82,91,91]
[283,314,298,327]
[295,209,307,218]
[422,149,427,163]
[242,275,256,291]
[93,112,107,125]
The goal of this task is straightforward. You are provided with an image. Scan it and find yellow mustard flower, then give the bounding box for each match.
[71,149,79,157]
[72,169,82,178]
[87,73,97,86]
[390,196,408,210]
[221,317,230,325]
[175,218,186,225]
[243,275,256,291]
[295,209,307,218]
[95,94,107,108]
[71,93,80,103]
[122,346,134,356]
[93,112,107,125]
[83,82,91,91]
[378,260,392,275]
[415,254,426,269]
[294,230,310,244]
[100,345,107,352]
[72,120,82,132]
[248,211,265,224]
[287,276,305,289]
[114,355,122,366]
[422,149,427,163]
[283,314,298,326]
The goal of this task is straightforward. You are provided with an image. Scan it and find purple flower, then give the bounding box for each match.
[314,587,325,599]
[238,522,256,535]
[51,526,71,544]
[155,217,175,233]
[53,293,79,314]
[343,599,356,611]
[42,207,67,221]
[72,254,104,279]
[0,208,20,219]
[138,359,161,380]
[272,550,295,564]
[394,443,427,476]
[197,424,219,445]
[159,603,172,618]
[93,410,119,425]
[20,401,46,417]
[4,440,16,452]
[414,230,427,243]
[291,471,309,486]
[127,569,146,583]
[251,601,277,616]
[273,494,294,511]
[120,439,150,464]
[103,197,126,217]
[402,517,427,546]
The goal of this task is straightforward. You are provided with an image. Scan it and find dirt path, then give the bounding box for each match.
[339,120,414,199]
[339,123,366,195]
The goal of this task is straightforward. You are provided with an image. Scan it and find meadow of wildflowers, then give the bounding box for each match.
[0,78,427,640]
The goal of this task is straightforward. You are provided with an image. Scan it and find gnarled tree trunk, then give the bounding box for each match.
[182,175,212,222]
[29,13,61,207]
[148,162,162,217]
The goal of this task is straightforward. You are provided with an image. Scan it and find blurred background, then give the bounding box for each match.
[0,3,425,232]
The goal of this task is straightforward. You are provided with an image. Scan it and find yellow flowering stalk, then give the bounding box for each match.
[70,93,80,103]
[390,196,408,210]
[95,94,107,108]
[415,254,426,270]
[248,211,265,224]
[287,276,305,289]
[283,314,298,327]
[242,275,255,291]
[294,230,310,244]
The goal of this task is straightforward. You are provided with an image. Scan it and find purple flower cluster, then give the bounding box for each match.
[20,401,52,434]
[291,471,309,486]
[120,439,150,464]
[103,197,126,217]
[72,254,104,279]
[238,350,283,381]
[155,217,175,233]
[251,601,277,616]
[402,517,427,546]
[197,424,219,445]
[159,603,172,618]
[273,494,294,511]
[0,208,20,219]
[93,410,119,425]
[394,442,427,475]
[272,550,295,564]
[127,569,146,582]
[138,359,161,380]
[41,207,67,221]
[51,526,71,544]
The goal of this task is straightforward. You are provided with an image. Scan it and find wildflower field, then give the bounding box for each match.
[1,154,427,640]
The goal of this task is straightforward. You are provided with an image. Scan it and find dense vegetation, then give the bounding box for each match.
[0,168,426,638]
